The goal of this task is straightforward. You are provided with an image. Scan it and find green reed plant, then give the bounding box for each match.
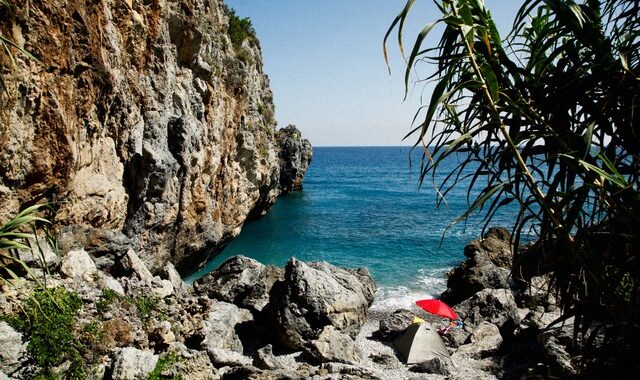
[385,0,640,371]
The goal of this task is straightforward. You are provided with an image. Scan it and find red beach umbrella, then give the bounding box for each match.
[415,299,459,320]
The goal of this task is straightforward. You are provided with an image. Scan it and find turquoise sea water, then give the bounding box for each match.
[186,146,516,310]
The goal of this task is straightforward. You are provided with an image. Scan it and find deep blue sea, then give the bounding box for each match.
[186,147,516,310]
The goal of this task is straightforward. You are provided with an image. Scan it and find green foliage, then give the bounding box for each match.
[224,5,255,51]
[386,0,640,365]
[96,288,121,312]
[145,352,183,380]
[0,204,50,282]
[133,295,158,322]
[8,287,86,379]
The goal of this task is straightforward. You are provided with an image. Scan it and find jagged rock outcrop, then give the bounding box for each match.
[0,0,310,274]
[440,227,513,305]
[270,258,376,350]
[276,125,313,194]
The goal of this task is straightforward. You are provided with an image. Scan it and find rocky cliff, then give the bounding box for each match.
[0,0,311,273]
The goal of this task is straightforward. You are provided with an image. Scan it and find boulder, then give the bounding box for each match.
[57,225,132,272]
[455,288,520,334]
[201,300,254,353]
[0,322,26,374]
[206,348,252,367]
[304,326,361,365]
[162,262,190,294]
[111,347,158,380]
[515,275,556,309]
[270,258,375,350]
[457,321,503,358]
[376,309,415,341]
[253,345,285,370]
[121,249,153,282]
[440,227,513,305]
[194,256,283,313]
[409,357,452,375]
[60,249,97,279]
[159,346,218,380]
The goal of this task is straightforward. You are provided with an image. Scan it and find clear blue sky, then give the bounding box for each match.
[226,1,522,146]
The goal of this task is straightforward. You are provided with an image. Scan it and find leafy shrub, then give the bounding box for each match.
[224,5,255,51]
[96,288,121,312]
[8,286,86,378]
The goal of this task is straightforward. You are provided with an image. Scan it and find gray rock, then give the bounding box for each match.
[457,321,503,358]
[57,225,132,271]
[321,362,380,379]
[540,335,577,377]
[440,227,513,305]
[409,357,452,375]
[206,348,252,367]
[253,344,284,370]
[456,288,521,334]
[162,346,218,380]
[276,125,313,194]
[0,322,26,374]
[150,277,174,299]
[111,347,158,380]
[97,273,125,296]
[304,326,361,365]
[162,262,189,293]
[270,258,376,350]
[121,249,153,282]
[221,365,305,380]
[16,236,59,269]
[515,275,557,309]
[376,308,415,341]
[60,249,97,279]
[201,300,253,353]
[194,256,283,313]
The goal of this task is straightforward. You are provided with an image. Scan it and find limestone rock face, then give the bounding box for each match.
[0,0,310,273]
[270,258,376,350]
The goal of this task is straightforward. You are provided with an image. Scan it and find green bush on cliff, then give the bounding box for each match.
[224,5,255,51]
[9,286,86,379]
[386,0,639,374]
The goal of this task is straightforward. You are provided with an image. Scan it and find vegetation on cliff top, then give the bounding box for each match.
[224,4,256,51]
[386,0,639,373]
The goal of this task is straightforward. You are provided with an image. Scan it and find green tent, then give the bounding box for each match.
[393,322,451,365]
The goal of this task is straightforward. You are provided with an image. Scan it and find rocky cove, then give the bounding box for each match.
[0,226,581,379]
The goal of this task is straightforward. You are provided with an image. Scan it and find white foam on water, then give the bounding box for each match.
[371,267,449,312]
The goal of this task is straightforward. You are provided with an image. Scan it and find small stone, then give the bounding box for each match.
[111,347,158,380]
[122,249,153,282]
[253,344,283,370]
[60,249,97,279]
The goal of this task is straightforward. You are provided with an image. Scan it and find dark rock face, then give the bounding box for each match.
[440,227,513,305]
[455,288,520,335]
[270,258,375,350]
[193,256,284,313]
[276,125,313,194]
[57,225,132,272]
[376,309,416,342]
